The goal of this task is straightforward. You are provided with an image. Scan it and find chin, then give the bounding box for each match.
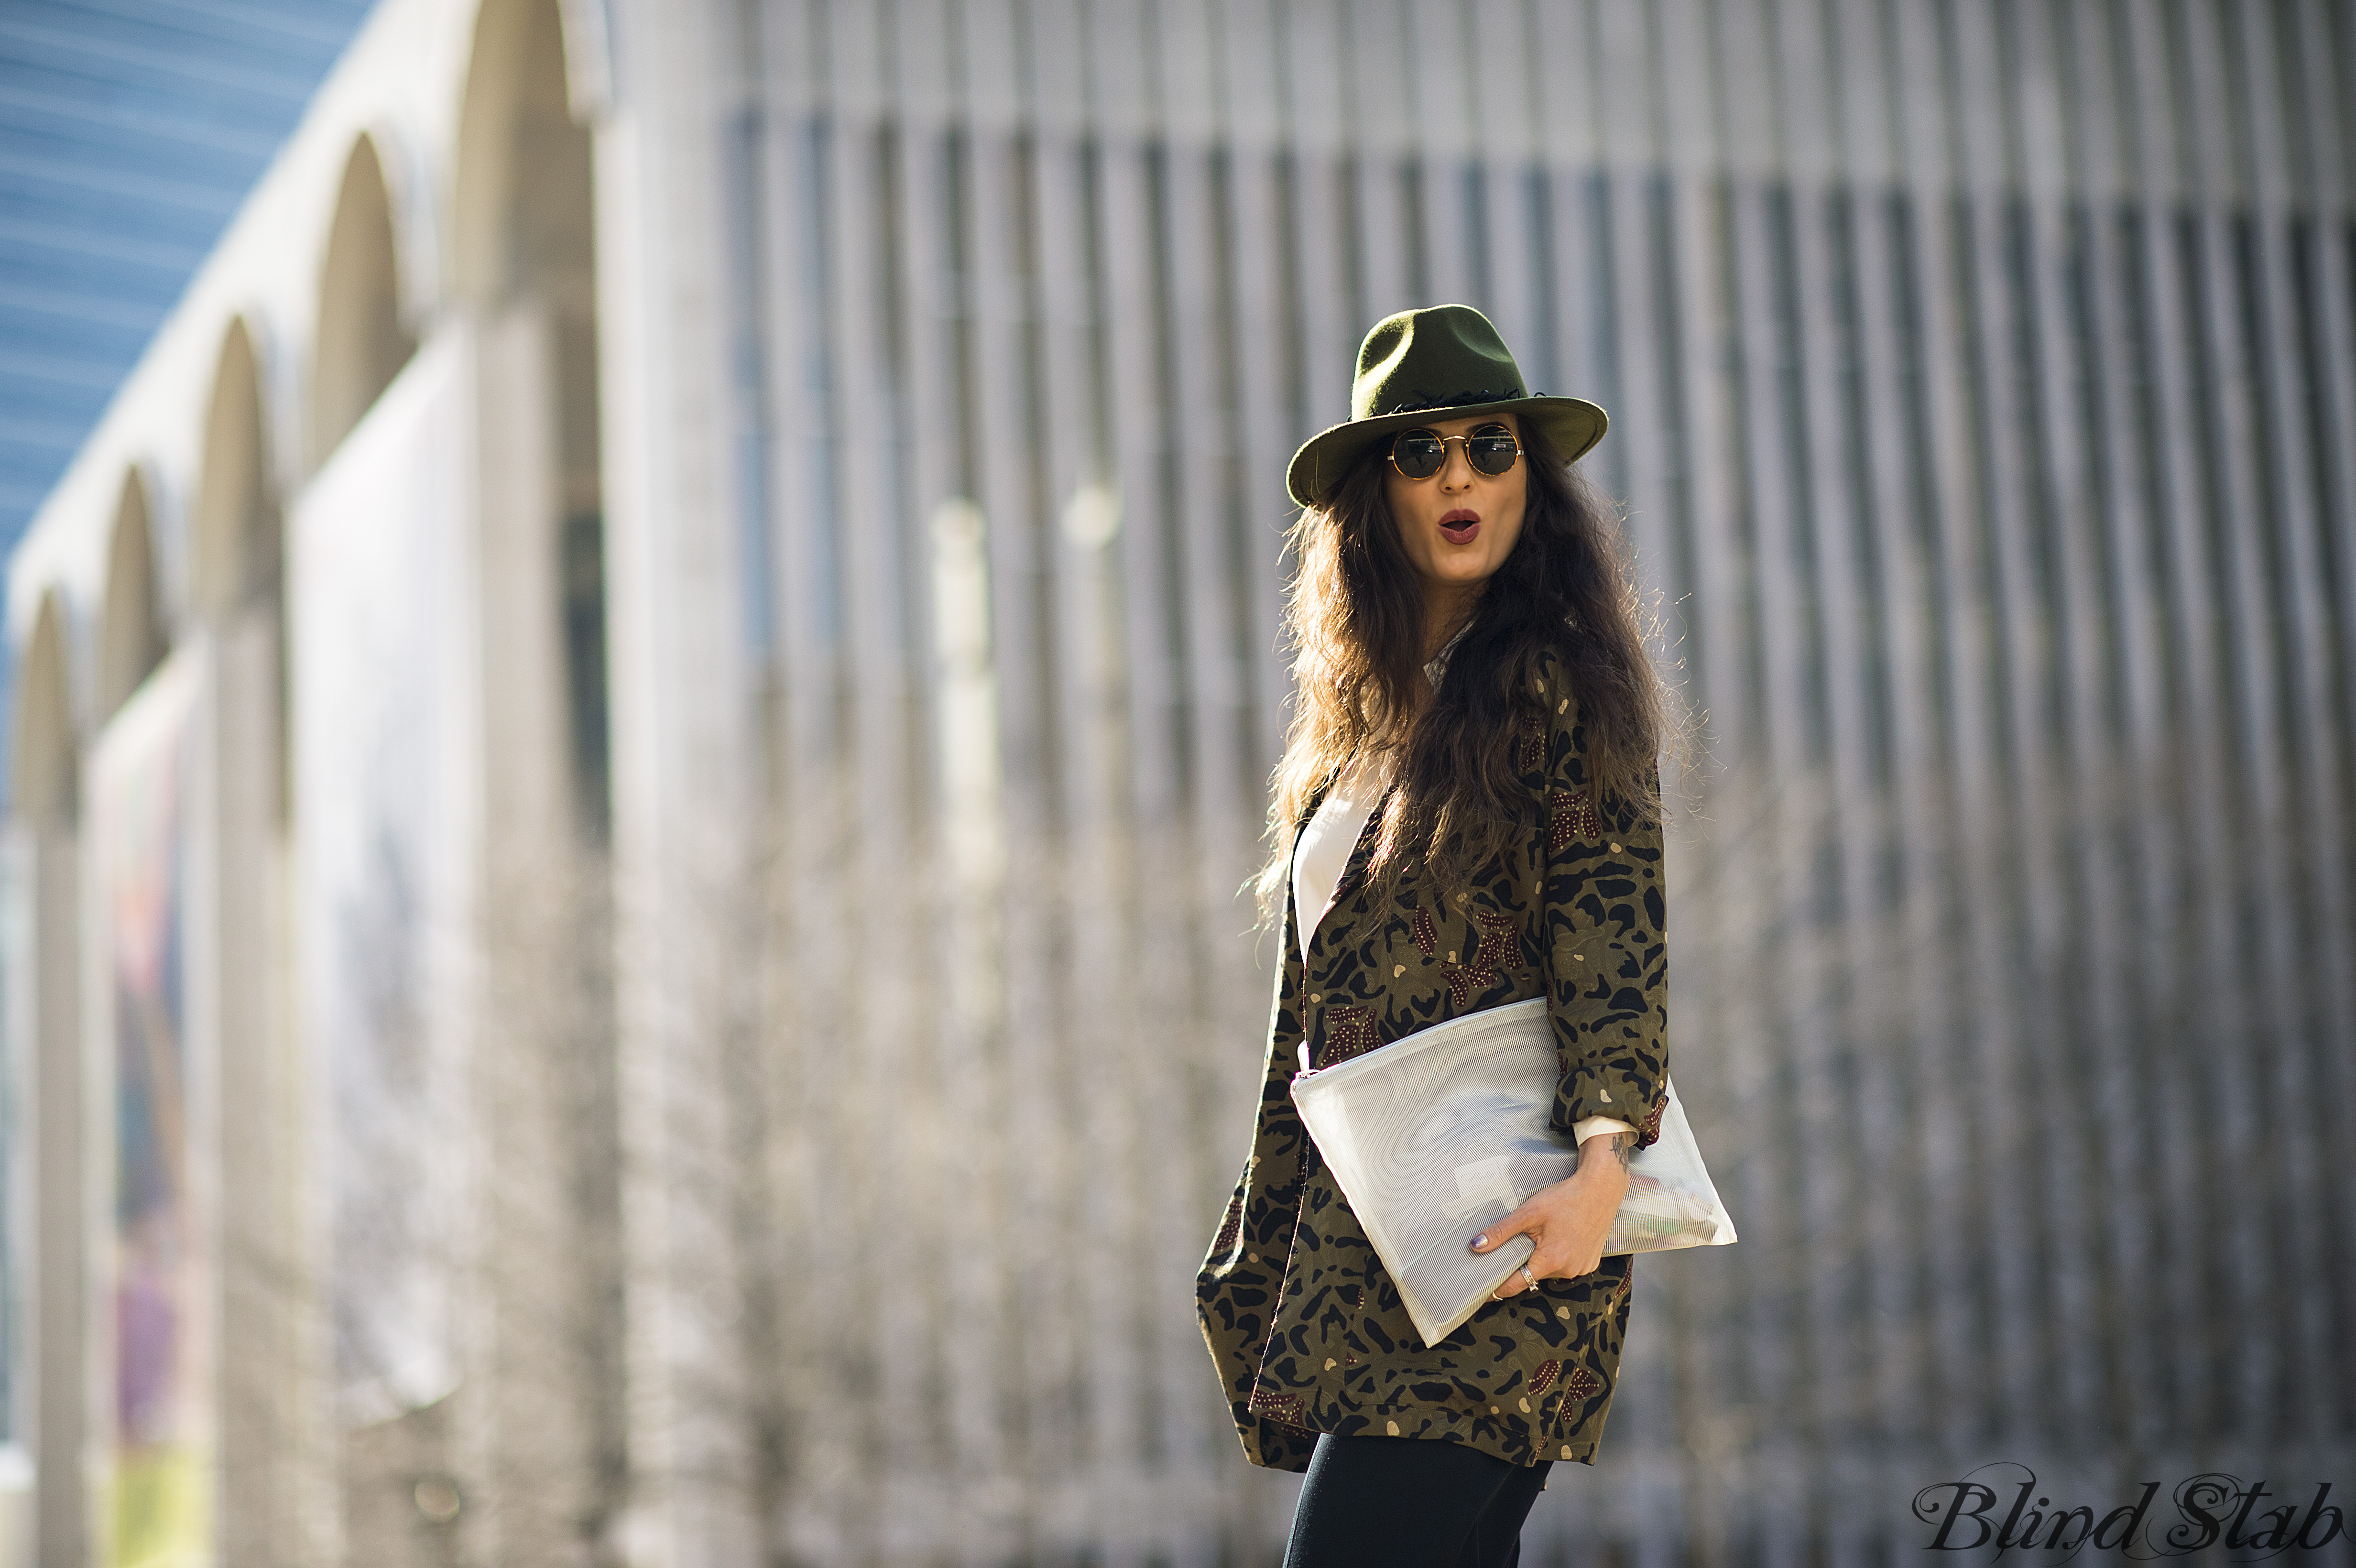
[1428,564,1498,591]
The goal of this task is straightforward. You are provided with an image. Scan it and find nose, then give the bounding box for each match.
[1439,437,1476,492]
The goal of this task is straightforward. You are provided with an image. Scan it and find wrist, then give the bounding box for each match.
[1573,1130,1636,1180]
[1570,1154,1629,1185]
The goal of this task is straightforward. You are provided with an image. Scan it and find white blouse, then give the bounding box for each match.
[1291,749,1390,965]
[1288,747,1637,1149]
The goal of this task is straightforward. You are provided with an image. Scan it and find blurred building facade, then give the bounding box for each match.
[3,1,2353,1565]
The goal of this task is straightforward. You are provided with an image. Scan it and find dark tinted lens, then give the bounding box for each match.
[1392,431,1446,478]
[1469,427,1519,475]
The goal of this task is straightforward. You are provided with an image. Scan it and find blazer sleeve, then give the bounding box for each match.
[1535,654,1672,1149]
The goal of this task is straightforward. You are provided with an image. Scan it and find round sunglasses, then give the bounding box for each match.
[1388,422,1523,481]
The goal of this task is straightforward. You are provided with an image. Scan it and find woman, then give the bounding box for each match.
[1196,304,1671,1566]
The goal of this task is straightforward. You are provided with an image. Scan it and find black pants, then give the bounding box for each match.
[1283,1433,1553,1568]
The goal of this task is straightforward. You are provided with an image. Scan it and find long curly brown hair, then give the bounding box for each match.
[1256,417,1667,924]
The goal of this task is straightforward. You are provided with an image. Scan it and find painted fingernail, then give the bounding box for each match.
[1471,1234,1488,1250]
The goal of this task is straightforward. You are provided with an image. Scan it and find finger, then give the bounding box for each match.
[1513,1241,1569,1288]
[1469,1204,1542,1255]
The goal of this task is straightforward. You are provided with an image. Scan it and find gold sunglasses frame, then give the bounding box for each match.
[1387,423,1524,481]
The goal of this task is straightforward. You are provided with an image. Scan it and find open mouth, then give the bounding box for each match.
[1438,509,1480,545]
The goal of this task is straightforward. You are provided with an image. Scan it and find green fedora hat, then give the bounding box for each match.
[1286,303,1607,508]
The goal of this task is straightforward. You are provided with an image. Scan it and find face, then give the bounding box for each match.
[1380,411,1527,606]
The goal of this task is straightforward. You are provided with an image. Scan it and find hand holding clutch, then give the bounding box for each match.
[1287,995,1736,1346]
[1471,1130,1633,1294]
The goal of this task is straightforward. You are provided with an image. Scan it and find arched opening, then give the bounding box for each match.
[455,0,597,317]
[312,135,418,467]
[12,591,77,826]
[96,470,166,722]
[400,5,620,1557]
[455,0,606,835]
[192,318,280,621]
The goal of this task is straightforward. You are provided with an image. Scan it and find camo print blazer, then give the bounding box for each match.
[1196,643,1670,1472]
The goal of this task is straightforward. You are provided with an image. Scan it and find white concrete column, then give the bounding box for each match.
[14,821,83,1568]
[596,0,767,1561]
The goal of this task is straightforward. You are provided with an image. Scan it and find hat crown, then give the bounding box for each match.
[1351,304,1527,422]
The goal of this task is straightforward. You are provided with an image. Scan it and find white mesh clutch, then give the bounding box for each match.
[1289,995,1736,1347]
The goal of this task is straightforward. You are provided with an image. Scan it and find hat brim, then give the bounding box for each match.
[1284,395,1608,509]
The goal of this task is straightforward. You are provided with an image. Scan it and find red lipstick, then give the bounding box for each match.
[1438,508,1480,545]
